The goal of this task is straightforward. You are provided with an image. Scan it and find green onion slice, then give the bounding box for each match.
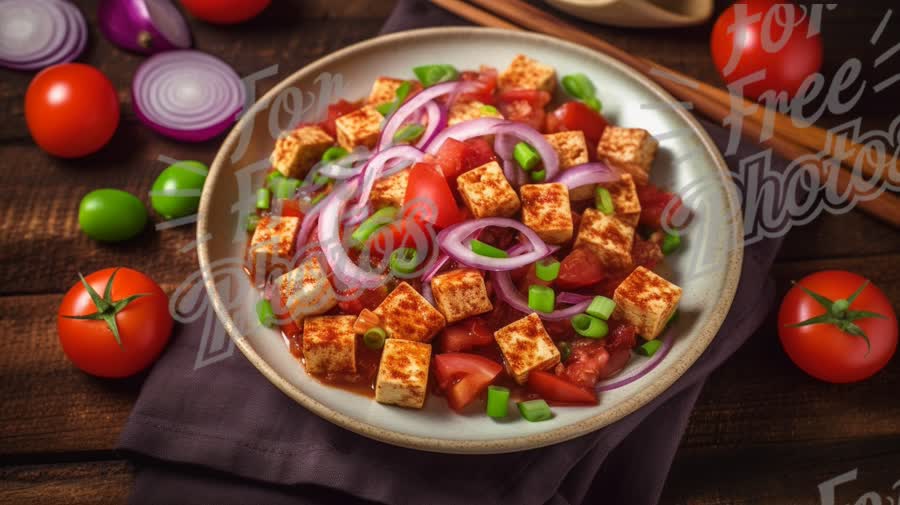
[513,142,540,171]
[561,73,596,101]
[571,314,609,339]
[256,299,276,328]
[486,385,510,418]
[586,296,616,320]
[266,171,284,188]
[274,177,301,199]
[661,232,681,255]
[413,64,459,87]
[389,247,420,275]
[376,81,412,116]
[470,239,508,258]
[256,187,271,210]
[535,259,560,282]
[637,339,662,357]
[351,207,398,247]
[246,214,260,232]
[558,341,572,362]
[321,146,348,162]
[518,399,552,422]
[529,168,547,183]
[363,327,387,350]
[528,285,556,313]
[480,104,500,115]
[393,123,426,144]
[595,187,614,215]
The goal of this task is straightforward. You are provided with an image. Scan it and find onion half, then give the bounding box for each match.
[98,0,191,55]
[0,0,87,71]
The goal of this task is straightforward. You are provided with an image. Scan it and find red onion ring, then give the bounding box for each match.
[0,0,87,71]
[491,122,560,180]
[315,149,371,180]
[346,145,424,217]
[416,101,447,150]
[425,117,506,155]
[437,218,554,271]
[492,270,590,321]
[557,292,594,305]
[98,0,191,55]
[378,80,477,152]
[596,330,674,392]
[318,180,385,289]
[132,50,245,142]
[551,162,620,189]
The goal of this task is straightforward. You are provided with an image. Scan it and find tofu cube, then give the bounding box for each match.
[373,282,446,342]
[596,127,658,185]
[375,338,432,408]
[335,105,384,151]
[493,313,560,384]
[247,215,299,280]
[613,266,682,339]
[574,208,634,269]
[368,77,405,106]
[456,160,521,219]
[370,168,410,210]
[600,173,642,227]
[270,125,335,179]
[302,315,356,375]
[430,269,493,323]
[544,131,592,200]
[498,54,556,93]
[448,99,504,126]
[520,183,574,245]
[273,256,337,324]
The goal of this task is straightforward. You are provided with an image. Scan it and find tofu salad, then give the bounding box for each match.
[245,55,686,420]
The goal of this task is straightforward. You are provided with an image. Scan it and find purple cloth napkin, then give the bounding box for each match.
[117,2,786,504]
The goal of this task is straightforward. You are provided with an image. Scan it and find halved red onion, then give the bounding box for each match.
[377,80,477,152]
[318,180,386,289]
[551,162,620,189]
[596,330,674,392]
[0,0,87,71]
[491,122,560,180]
[98,0,191,55]
[346,145,424,217]
[425,117,505,155]
[133,50,245,142]
[437,218,554,271]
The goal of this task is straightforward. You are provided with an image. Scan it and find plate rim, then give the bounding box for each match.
[198,26,744,454]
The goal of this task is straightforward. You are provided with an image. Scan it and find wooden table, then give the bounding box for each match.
[1,1,898,503]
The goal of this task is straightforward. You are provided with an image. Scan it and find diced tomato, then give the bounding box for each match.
[368,215,434,257]
[462,138,496,169]
[268,289,302,339]
[320,99,359,137]
[636,183,686,230]
[433,353,503,411]
[631,235,663,271]
[434,138,469,180]
[403,162,464,229]
[438,318,494,353]
[605,320,637,352]
[336,285,389,315]
[556,339,609,389]
[497,90,551,131]
[460,66,498,104]
[545,101,609,146]
[556,248,605,290]
[279,199,304,219]
[529,370,598,405]
[601,348,632,380]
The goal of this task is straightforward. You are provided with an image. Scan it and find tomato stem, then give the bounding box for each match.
[61,269,148,348]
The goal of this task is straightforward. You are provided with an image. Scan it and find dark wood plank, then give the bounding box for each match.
[0,460,132,505]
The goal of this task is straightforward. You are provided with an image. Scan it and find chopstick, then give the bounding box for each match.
[431,0,900,228]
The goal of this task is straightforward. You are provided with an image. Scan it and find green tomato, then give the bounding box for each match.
[78,189,148,242]
[150,161,209,219]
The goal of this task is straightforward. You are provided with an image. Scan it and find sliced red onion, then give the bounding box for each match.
[316,150,371,180]
[557,292,594,305]
[491,122,560,181]
[596,331,674,392]
[551,162,620,189]
[426,117,505,155]
[415,101,447,150]
[346,145,424,217]
[132,50,245,142]
[98,0,191,55]
[318,180,385,289]
[378,81,477,152]
[437,218,554,271]
[0,0,87,71]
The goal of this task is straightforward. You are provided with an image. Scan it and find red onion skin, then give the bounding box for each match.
[97,0,191,55]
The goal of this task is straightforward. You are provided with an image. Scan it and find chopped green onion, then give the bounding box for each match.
[256,188,271,210]
[480,104,500,115]
[529,169,546,183]
[535,259,560,282]
[274,177,301,199]
[595,187,614,215]
[393,123,426,144]
[321,146,348,162]
[513,142,540,171]
[558,341,572,362]
[637,339,662,357]
[256,299,275,328]
[571,314,608,339]
[389,247,420,275]
[486,385,510,418]
[528,285,555,313]
[246,214,260,232]
[313,173,331,186]
[266,171,284,188]
[413,64,459,87]
[586,296,616,320]
[518,399,552,422]
[661,232,681,255]
[351,207,398,246]
[470,239,508,258]
[583,96,602,112]
[561,73,596,101]
[363,327,387,350]
[376,81,412,116]
[310,192,327,206]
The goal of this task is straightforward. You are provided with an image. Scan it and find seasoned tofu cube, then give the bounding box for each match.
[498,54,556,93]
[270,125,334,179]
[273,256,337,324]
[613,266,682,339]
[599,173,641,227]
[493,313,560,384]
[375,338,431,408]
[520,183,574,245]
[596,127,658,185]
[302,315,356,374]
[430,269,493,323]
[373,282,446,342]
[448,99,503,126]
[370,168,409,210]
[368,77,404,106]
[335,105,383,151]
[247,215,299,279]
[544,131,592,200]
[456,160,521,219]
[574,208,634,269]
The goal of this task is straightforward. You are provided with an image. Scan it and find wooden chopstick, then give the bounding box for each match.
[430,0,900,228]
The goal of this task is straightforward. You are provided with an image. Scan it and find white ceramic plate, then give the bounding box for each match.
[198,27,743,454]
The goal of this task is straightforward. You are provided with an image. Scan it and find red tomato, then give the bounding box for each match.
[545,101,609,146]
[368,215,434,257]
[179,0,270,24]
[778,271,897,383]
[433,353,503,411]
[711,0,823,101]
[460,66,498,104]
[25,64,119,158]
[497,90,551,131]
[601,348,632,379]
[463,138,497,169]
[556,248,605,290]
[57,268,173,378]
[434,138,497,189]
[529,370,598,405]
[631,235,664,271]
[336,285,389,315]
[439,318,494,353]
[279,199,304,219]
[403,162,463,229]
[320,99,359,137]
[636,183,685,230]
[605,321,638,352]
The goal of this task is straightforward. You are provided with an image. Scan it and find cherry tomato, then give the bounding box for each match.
[497,90,551,131]
[179,0,270,24]
[556,248,605,291]
[433,353,503,411]
[778,271,897,383]
[25,63,120,158]
[57,268,173,378]
[545,101,609,146]
[529,370,598,405]
[438,318,494,353]
[403,162,463,229]
[710,0,823,101]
